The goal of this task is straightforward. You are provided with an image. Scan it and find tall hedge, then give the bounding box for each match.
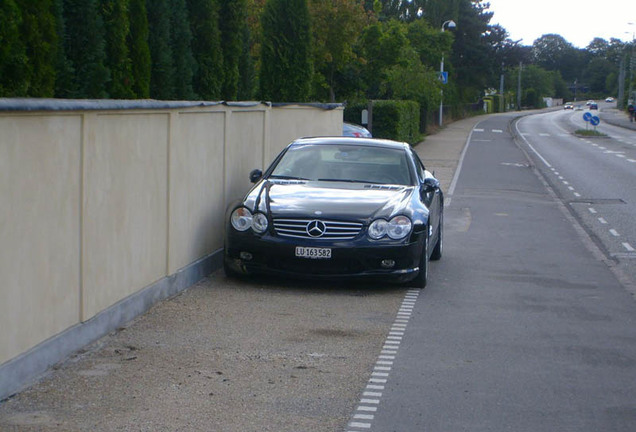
[63,0,110,98]
[102,0,135,98]
[219,0,246,100]
[16,0,58,97]
[260,0,312,102]
[0,0,28,96]
[187,0,223,100]
[170,0,195,99]
[128,0,150,98]
[147,0,174,99]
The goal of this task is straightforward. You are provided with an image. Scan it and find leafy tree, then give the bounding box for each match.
[63,0,110,98]
[187,0,223,99]
[359,20,408,99]
[508,64,554,108]
[381,0,425,21]
[219,0,247,100]
[309,0,369,102]
[16,0,58,97]
[406,17,452,70]
[532,34,583,83]
[260,0,313,102]
[147,0,174,99]
[450,0,493,101]
[101,0,135,98]
[0,0,28,96]
[170,0,196,99]
[128,0,150,98]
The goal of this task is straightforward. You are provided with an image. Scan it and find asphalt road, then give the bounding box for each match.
[347,113,636,431]
[516,105,636,295]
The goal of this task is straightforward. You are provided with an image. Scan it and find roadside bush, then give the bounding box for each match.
[344,100,421,144]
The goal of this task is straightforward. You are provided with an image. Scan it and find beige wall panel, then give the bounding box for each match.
[268,106,343,161]
[82,114,169,320]
[0,115,81,364]
[168,112,225,273]
[225,111,265,205]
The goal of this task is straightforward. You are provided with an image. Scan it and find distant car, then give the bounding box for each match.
[343,122,372,138]
[224,137,443,287]
[605,97,615,103]
[589,102,598,110]
[564,103,574,110]
[586,100,595,106]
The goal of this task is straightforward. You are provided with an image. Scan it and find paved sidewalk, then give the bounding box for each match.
[598,108,636,131]
[414,115,486,192]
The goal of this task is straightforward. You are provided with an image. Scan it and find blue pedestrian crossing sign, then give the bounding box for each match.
[438,71,448,84]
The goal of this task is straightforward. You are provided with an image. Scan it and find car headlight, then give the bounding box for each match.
[368,216,412,240]
[252,212,269,233]
[231,207,253,231]
[368,219,388,239]
[386,215,412,239]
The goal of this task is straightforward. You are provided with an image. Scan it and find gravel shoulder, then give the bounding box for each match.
[0,272,405,431]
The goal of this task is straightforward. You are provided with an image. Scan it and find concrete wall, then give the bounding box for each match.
[0,100,342,399]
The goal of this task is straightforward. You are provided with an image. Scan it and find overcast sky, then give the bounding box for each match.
[485,0,636,48]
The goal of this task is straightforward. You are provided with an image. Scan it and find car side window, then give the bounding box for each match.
[412,152,426,182]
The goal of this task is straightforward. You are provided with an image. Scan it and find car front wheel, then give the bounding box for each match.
[410,232,429,288]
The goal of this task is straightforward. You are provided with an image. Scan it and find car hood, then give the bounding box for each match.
[244,180,416,220]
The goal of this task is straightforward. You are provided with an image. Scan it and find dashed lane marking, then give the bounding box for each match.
[346,289,420,432]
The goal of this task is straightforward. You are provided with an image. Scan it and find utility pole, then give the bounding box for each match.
[499,62,504,112]
[517,62,522,110]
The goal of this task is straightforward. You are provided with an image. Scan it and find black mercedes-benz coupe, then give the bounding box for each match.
[224,137,443,287]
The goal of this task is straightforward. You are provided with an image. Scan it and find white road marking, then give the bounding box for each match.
[623,243,635,252]
[610,229,620,237]
[348,289,420,431]
[598,218,608,224]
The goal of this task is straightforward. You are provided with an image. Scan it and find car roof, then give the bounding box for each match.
[291,136,410,151]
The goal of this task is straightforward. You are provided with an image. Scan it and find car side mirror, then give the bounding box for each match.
[249,169,263,183]
[422,177,439,191]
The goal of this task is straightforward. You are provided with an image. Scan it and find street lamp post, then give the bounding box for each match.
[439,20,456,127]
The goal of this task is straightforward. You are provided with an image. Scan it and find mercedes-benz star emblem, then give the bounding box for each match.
[306,220,326,237]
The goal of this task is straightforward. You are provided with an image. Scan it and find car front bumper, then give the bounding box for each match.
[224,231,425,283]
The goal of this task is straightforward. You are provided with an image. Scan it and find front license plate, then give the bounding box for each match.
[295,246,331,259]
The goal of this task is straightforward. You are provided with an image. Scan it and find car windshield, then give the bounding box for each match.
[270,144,412,185]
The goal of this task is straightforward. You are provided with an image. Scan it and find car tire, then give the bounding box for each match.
[410,232,429,288]
[430,211,443,261]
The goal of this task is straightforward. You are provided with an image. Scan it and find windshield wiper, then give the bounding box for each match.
[318,178,383,184]
[269,175,309,181]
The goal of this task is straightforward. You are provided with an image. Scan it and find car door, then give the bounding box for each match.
[412,152,442,241]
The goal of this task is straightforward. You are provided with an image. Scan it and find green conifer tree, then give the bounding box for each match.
[16,0,58,97]
[128,0,150,98]
[260,0,312,102]
[170,0,196,99]
[102,0,135,98]
[219,0,247,100]
[147,0,174,99]
[187,0,223,100]
[0,0,28,96]
[63,0,110,98]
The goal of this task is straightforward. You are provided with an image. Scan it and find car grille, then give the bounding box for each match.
[273,218,363,240]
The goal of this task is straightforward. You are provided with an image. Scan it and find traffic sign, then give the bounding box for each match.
[583,112,592,122]
[590,116,600,126]
[438,71,448,84]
